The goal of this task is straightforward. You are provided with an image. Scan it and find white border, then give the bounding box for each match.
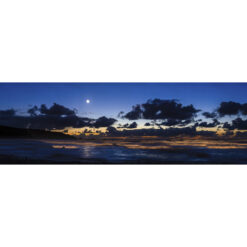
[1,0,247,246]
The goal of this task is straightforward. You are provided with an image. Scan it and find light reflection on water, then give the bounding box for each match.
[0,138,247,163]
[52,145,78,149]
[44,138,247,150]
[82,146,94,158]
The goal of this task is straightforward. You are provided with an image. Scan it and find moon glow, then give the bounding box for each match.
[86,99,90,104]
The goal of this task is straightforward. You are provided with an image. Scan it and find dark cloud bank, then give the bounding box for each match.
[1,99,247,138]
[120,99,199,124]
[107,125,217,138]
[117,99,247,137]
[0,103,117,130]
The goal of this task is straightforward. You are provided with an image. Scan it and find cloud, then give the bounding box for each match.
[117,111,125,118]
[195,119,220,128]
[122,104,142,120]
[215,101,247,117]
[222,122,232,130]
[27,106,39,116]
[217,101,242,116]
[0,109,16,117]
[118,122,138,129]
[161,119,193,127]
[2,100,247,137]
[106,126,118,135]
[128,122,137,128]
[223,117,247,130]
[27,103,77,117]
[93,116,117,128]
[240,103,247,115]
[161,119,181,126]
[142,99,199,120]
[0,114,94,130]
[160,126,198,137]
[0,104,116,130]
[39,103,76,116]
[106,125,217,138]
[202,111,217,118]
[121,99,200,126]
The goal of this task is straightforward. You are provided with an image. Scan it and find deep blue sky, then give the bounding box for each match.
[0,83,247,120]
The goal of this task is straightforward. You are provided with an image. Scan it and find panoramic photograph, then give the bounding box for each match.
[0,83,247,164]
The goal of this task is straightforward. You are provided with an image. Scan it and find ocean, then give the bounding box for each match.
[0,138,247,164]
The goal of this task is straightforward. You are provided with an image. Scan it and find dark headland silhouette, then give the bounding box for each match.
[0,125,74,140]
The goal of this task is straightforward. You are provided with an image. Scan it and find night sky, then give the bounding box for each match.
[1,83,247,119]
[1,83,247,135]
